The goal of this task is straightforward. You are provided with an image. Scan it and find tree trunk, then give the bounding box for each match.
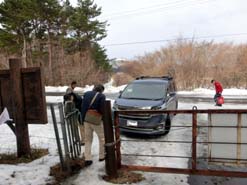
[22,37,27,68]
[28,42,33,67]
[48,31,53,85]
[59,43,64,84]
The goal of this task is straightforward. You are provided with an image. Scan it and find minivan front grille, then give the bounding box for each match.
[120,126,154,131]
[119,113,151,120]
[117,105,135,110]
[117,105,151,120]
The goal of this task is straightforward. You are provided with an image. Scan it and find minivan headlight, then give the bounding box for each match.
[151,106,162,110]
[152,104,167,110]
[156,124,164,130]
[140,106,151,110]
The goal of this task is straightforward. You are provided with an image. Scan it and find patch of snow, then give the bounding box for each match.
[0,111,61,185]
[103,78,126,93]
[45,86,68,92]
[46,96,63,103]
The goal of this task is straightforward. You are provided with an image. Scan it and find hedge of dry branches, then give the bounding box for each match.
[0,50,111,87]
[114,40,247,90]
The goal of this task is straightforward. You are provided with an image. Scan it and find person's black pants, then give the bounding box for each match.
[214,93,221,103]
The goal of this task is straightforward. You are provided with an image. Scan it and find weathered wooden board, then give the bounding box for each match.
[0,67,47,124]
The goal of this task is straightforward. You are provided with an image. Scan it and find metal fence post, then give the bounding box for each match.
[192,106,197,172]
[208,113,212,161]
[72,112,80,157]
[66,116,74,158]
[50,104,66,171]
[103,100,118,178]
[58,103,71,172]
[237,113,242,165]
[114,111,122,169]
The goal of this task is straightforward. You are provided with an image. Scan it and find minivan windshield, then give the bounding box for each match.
[120,82,167,100]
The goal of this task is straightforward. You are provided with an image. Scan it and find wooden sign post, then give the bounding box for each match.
[0,58,47,157]
[10,59,31,156]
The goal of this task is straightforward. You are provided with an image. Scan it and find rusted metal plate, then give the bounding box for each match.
[0,67,47,124]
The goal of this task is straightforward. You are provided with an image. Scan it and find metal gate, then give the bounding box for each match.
[113,108,247,177]
[48,102,82,171]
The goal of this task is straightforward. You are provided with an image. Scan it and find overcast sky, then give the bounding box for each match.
[0,0,240,60]
[70,0,246,60]
[0,0,246,59]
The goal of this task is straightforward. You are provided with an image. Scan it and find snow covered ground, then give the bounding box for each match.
[1,82,247,185]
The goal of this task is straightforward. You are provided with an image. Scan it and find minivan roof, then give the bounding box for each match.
[133,79,169,84]
[136,76,173,80]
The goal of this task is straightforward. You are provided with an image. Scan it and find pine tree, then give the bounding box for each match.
[0,0,111,84]
[91,42,112,71]
[0,0,36,67]
[68,0,110,70]
[69,0,107,43]
[34,0,62,84]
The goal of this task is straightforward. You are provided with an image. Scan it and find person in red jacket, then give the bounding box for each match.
[211,79,223,106]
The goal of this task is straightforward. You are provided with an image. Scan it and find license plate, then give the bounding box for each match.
[127,120,138,127]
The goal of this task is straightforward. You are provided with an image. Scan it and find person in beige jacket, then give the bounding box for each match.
[81,84,105,166]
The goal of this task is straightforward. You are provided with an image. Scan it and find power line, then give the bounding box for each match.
[102,0,196,17]
[103,33,247,47]
[102,0,210,19]
[101,0,214,20]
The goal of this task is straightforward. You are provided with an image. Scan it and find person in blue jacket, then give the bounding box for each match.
[81,84,105,166]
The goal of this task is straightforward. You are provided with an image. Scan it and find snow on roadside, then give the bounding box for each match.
[46,81,247,99]
[46,96,64,103]
[45,78,126,94]
[45,85,247,104]
[178,88,247,96]
[103,78,127,93]
[45,79,126,103]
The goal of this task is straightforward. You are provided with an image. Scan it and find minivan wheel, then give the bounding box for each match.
[164,115,171,134]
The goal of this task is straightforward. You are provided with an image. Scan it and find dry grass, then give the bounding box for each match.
[49,158,85,185]
[103,169,145,184]
[50,160,145,185]
[0,49,111,86]
[114,41,247,90]
[0,148,48,164]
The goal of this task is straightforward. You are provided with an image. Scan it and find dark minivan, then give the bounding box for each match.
[112,76,178,135]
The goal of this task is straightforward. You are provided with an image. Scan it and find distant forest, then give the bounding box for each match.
[0,0,111,86]
[113,40,247,90]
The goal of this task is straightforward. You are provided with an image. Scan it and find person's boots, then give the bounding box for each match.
[85,160,93,166]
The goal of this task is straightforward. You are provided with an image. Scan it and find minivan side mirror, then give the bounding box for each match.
[118,90,123,98]
[169,92,176,97]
